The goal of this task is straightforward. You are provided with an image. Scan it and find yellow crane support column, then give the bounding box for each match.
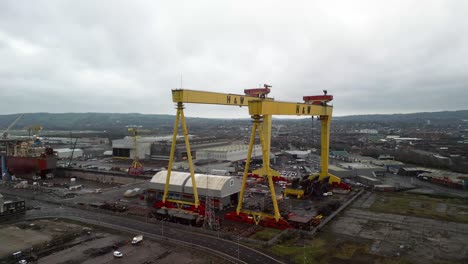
[131,130,142,167]
[236,119,258,215]
[162,102,199,207]
[252,114,280,177]
[128,127,144,176]
[247,99,341,185]
[236,115,281,222]
[257,117,281,221]
[320,116,330,180]
[162,104,181,204]
[179,105,199,207]
[262,114,272,163]
[319,115,340,183]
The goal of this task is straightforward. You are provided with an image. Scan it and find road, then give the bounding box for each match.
[1,190,284,264]
[385,174,468,198]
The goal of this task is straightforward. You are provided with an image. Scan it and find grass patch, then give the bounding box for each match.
[249,228,282,241]
[271,237,327,264]
[369,193,468,223]
[333,243,366,259]
[267,230,374,264]
[375,259,414,264]
[265,228,426,264]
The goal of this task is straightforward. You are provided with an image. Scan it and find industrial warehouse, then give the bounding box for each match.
[147,171,241,210]
[0,193,25,216]
[111,135,242,161]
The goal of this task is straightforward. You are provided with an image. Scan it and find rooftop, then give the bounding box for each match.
[285,150,311,156]
[149,170,241,197]
[330,150,350,157]
[199,144,260,152]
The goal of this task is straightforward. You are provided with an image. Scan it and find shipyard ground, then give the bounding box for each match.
[0,190,284,264]
[0,219,226,264]
[264,191,468,264]
[4,170,356,232]
[2,173,468,264]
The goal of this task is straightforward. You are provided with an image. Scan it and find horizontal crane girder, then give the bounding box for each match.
[172,89,273,106]
[248,100,333,116]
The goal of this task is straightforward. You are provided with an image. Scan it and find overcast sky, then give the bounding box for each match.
[1,0,467,118]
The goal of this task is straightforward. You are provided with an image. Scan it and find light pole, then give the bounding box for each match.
[234,227,240,263]
[303,238,306,264]
[237,234,240,262]
[161,219,164,237]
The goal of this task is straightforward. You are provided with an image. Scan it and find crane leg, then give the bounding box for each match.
[163,103,182,203]
[320,115,330,180]
[237,115,281,222]
[236,118,259,214]
[180,107,199,207]
[258,121,281,221]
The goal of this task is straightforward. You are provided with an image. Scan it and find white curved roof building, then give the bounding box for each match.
[149,170,241,198]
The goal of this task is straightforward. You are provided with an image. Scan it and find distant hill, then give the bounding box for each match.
[1,110,467,131]
[334,110,468,123]
[0,113,181,131]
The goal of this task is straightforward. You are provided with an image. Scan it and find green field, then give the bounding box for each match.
[253,192,468,263]
[265,230,413,264]
[249,228,282,241]
[369,193,468,223]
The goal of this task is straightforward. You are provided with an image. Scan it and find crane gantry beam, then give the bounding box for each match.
[248,100,332,116]
[172,89,274,106]
[162,88,278,209]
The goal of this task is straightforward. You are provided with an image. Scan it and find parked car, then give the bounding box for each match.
[113,251,123,258]
[132,235,143,245]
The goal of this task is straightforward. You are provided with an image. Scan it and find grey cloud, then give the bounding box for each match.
[0,0,467,118]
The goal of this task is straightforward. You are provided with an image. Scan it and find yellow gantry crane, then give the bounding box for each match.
[127,127,144,176]
[161,86,340,229]
[162,86,279,209]
[27,125,43,138]
[230,93,341,227]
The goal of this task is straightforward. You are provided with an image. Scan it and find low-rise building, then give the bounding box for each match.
[55,148,84,159]
[196,145,262,161]
[112,136,231,161]
[0,193,26,216]
[147,171,241,210]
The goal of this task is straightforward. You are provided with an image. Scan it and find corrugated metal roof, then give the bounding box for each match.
[149,170,241,198]
[330,150,349,157]
[55,148,83,153]
[150,171,190,193]
[185,173,232,191]
[285,150,311,156]
[151,171,230,191]
[357,175,380,182]
[199,144,260,152]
